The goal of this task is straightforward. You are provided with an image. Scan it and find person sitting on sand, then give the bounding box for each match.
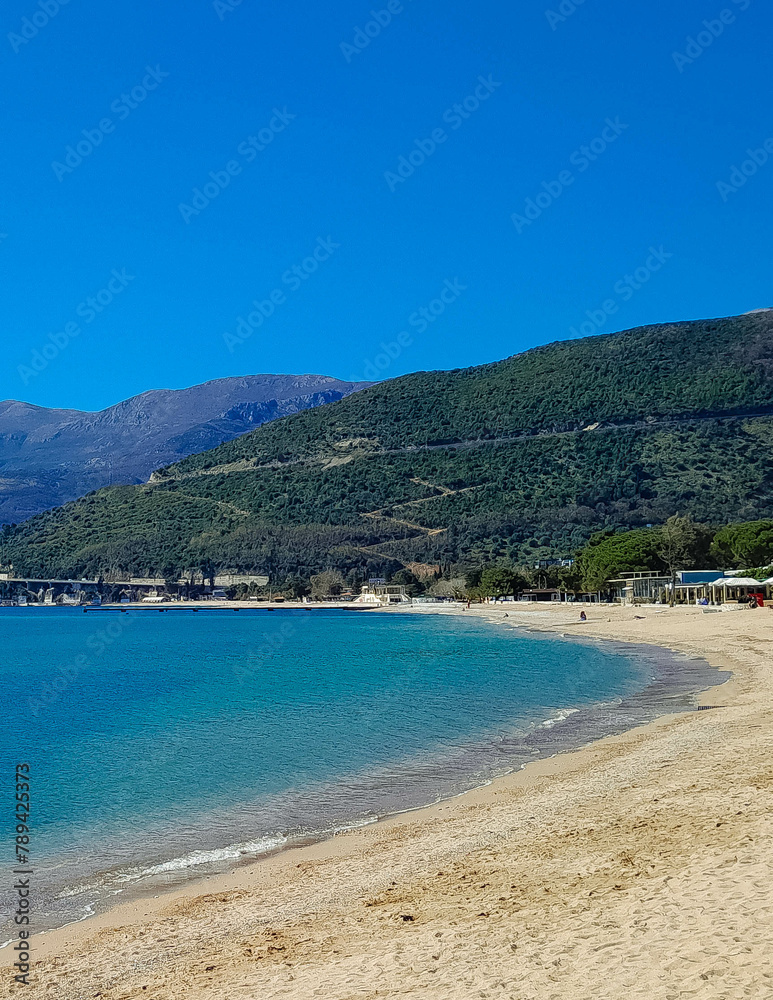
[580,610,587,622]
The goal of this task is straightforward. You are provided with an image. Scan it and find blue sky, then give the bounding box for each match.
[2,0,771,411]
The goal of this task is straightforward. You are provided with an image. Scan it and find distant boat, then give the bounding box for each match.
[16,595,28,607]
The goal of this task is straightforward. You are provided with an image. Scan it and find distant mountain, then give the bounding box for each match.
[0,375,370,523]
[6,312,773,582]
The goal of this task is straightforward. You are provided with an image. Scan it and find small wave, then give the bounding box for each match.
[329,815,379,836]
[69,904,96,924]
[56,882,98,899]
[50,834,290,905]
[133,835,287,878]
[539,707,580,729]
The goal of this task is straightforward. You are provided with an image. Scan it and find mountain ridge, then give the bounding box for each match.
[0,374,371,523]
[4,312,773,584]
[158,312,773,475]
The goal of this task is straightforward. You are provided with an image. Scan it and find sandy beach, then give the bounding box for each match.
[7,602,773,999]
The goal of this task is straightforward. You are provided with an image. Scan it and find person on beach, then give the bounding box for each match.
[580,610,587,622]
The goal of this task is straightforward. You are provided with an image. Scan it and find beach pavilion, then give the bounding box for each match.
[707,576,767,604]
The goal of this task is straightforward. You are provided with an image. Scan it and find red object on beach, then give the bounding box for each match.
[751,592,765,608]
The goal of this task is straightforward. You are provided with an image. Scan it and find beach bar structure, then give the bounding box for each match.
[609,570,761,605]
[609,572,673,604]
[355,583,412,606]
[674,574,771,605]
[518,588,569,602]
[706,577,769,603]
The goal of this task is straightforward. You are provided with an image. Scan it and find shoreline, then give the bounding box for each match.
[23,610,721,944]
[9,602,771,998]
[28,606,732,927]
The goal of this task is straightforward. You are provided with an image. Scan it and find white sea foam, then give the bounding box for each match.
[328,815,380,836]
[539,707,580,729]
[134,835,287,878]
[56,882,97,899]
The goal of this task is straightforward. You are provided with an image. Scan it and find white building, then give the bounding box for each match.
[355,583,411,606]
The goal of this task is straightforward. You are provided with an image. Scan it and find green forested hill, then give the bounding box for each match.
[5,312,773,583]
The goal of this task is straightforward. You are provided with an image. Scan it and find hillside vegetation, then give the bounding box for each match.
[4,313,773,584]
[0,375,369,522]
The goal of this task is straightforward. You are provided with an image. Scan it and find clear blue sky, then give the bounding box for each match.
[2,0,771,411]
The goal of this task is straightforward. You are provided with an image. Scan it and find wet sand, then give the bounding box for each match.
[7,603,773,999]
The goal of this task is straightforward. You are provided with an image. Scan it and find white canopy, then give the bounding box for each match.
[709,577,764,588]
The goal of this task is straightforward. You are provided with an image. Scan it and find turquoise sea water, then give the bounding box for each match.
[0,607,722,935]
